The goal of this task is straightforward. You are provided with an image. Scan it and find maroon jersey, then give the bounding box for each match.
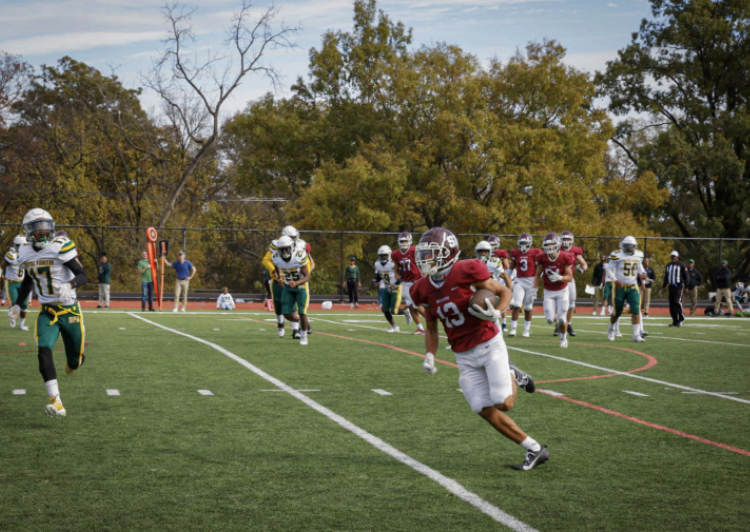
[567,245,583,260]
[493,249,508,260]
[510,248,543,279]
[537,251,575,291]
[411,259,499,353]
[391,247,420,283]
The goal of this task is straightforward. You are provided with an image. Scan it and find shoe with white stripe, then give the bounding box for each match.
[514,446,549,471]
[44,396,66,418]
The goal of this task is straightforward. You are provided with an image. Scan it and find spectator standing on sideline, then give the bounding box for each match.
[137,251,155,312]
[166,251,196,312]
[591,254,606,315]
[639,257,656,317]
[343,256,361,308]
[714,259,733,316]
[96,254,111,309]
[685,259,703,316]
[216,287,235,310]
[663,251,688,327]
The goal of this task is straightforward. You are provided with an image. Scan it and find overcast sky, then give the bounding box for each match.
[0,0,653,116]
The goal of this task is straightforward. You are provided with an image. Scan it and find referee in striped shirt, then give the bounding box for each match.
[663,250,688,326]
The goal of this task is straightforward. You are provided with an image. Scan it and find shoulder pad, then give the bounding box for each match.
[57,239,77,254]
[634,250,644,259]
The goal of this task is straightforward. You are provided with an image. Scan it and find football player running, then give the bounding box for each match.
[9,209,89,417]
[263,237,293,338]
[1,235,31,330]
[272,236,312,345]
[534,233,576,348]
[411,228,548,471]
[282,225,314,335]
[375,245,401,333]
[478,240,513,331]
[391,232,425,334]
[605,236,648,342]
[508,233,543,338]
[559,231,587,337]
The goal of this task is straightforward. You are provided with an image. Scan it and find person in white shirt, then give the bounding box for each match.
[216,287,235,310]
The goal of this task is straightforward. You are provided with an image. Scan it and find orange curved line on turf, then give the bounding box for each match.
[539,391,750,458]
[237,317,458,368]
[533,340,658,384]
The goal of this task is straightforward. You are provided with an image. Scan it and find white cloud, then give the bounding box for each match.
[0,31,163,57]
[565,49,620,74]
[607,3,618,7]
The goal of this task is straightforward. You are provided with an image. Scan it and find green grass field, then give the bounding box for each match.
[2,309,749,532]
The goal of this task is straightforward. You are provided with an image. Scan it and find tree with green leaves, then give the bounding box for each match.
[597,0,750,280]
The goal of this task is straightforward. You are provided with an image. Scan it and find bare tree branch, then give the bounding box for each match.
[142,1,299,226]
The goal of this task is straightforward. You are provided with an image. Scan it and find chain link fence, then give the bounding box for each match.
[1,224,748,302]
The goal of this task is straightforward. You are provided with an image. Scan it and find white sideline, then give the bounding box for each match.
[574,327,750,349]
[127,313,540,532]
[312,317,750,405]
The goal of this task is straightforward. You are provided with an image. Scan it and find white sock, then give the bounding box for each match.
[300,330,307,339]
[520,436,542,452]
[502,318,507,325]
[276,315,285,326]
[633,324,641,337]
[45,379,60,400]
[417,324,424,331]
[524,320,531,333]
[511,320,518,330]
[560,332,567,340]
[18,318,25,328]
[292,321,300,331]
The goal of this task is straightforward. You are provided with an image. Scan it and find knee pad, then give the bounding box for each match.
[558,317,566,327]
[38,348,56,381]
[546,317,555,324]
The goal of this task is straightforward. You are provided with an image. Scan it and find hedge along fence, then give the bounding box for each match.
[0,224,747,301]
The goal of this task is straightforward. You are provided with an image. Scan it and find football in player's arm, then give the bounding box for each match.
[413,227,549,471]
[10,209,89,418]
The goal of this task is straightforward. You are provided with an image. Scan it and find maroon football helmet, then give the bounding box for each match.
[543,232,561,256]
[487,234,501,251]
[560,230,574,251]
[416,227,461,276]
[518,233,532,253]
[398,231,412,252]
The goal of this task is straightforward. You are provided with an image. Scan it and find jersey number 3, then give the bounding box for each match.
[436,302,465,328]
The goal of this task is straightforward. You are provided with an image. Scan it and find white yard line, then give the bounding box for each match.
[314,316,750,405]
[624,391,649,397]
[127,313,539,532]
[574,328,750,349]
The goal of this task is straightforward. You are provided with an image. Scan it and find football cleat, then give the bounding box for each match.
[307,326,313,335]
[292,330,300,340]
[567,325,576,337]
[508,329,516,337]
[9,317,17,328]
[632,335,645,343]
[414,329,425,335]
[172,308,178,313]
[508,361,535,393]
[65,363,74,375]
[607,326,615,341]
[522,331,530,338]
[514,446,549,471]
[18,325,29,331]
[553,323,559,336]
[615,330,623,337]
[404,308,412,325]
[44,396,66,418]
[277,327,285,338]
[300,332,308,346]
[388,325,400,333]
[560,338,568,348]
[180,307,186,312]
[641,331,649,338]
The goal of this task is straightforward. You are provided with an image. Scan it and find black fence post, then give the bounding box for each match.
[182,228,187,253]
[719,238,723,264]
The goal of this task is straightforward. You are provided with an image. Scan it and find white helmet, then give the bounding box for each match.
[22,208,55,249]
[620,235,637,256]
[475,241,492,263]
[377,245,392,264]
[13,235,26,247]
[281,225,299,242]
[276,235,294,260]
[397,231,412,252]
